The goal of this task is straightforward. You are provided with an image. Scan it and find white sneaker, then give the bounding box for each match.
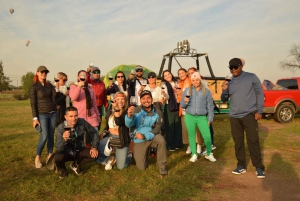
[186,146,191,154]
[197,144,202,154]
[200,150,207,156]
[189,154,198,162]
[105,156,116,170]
[205,153,217,162]
[211,144,217,150]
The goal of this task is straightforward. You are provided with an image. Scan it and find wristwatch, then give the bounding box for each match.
[91,146,97,150]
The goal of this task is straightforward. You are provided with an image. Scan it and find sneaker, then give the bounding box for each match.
[205,153,217,162]
[232,166,247,174]
[105,156,116,170]
[35,159,42,168]
[189,154,198,162]
[186,146,191,154]
[211,144,217,150]
[159,168,168,176]
[256,168,265,179]
[70,162,84,175]
[59,169,68,179]
[197,144,202,154]
[200,150,207,156]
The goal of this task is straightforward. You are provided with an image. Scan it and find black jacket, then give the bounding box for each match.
[54,92,67,126]
[127,77,147,105]
[104,107,131,147]
[56,118,99,153]
[29,82,58,118]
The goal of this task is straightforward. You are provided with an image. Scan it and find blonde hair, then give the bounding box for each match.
[110,91,128,118]
[57,72,67,79]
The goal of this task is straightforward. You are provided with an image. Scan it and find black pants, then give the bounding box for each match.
[55,148,96,171]
[230,112,264,170]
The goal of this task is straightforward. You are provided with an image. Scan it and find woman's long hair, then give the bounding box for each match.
[114,71,127,91]
[162,70,177,83]
[33,74,49,86]
[110,91,127,118]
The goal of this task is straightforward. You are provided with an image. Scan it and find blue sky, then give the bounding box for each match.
[1,0,300,86]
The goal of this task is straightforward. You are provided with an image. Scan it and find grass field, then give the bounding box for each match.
[0,99,299,200]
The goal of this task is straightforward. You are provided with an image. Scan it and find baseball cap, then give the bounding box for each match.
[37,66,49,73]
[140,90,152,99]
[135,65,143,71]
[229,58,242,67]
[91,67,100,74]
[147,72,156,78]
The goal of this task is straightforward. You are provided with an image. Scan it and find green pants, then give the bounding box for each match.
[184,113,212,156]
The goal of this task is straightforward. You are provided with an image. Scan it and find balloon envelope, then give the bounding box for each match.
[9,9,14,14]
[26,40,30,46]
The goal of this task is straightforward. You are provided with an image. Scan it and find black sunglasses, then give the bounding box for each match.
[136,69,143,72]
[40,71,48,74]
[229,66,239,70]
[117,76,124,78]
[93,71,100,74]
[148,76,156,79]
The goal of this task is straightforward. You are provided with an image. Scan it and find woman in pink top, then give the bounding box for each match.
[69,70,100,147]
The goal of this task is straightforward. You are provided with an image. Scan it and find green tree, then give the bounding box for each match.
[21,72,34,95]
[0,60,12,92]
[279,44,300,72]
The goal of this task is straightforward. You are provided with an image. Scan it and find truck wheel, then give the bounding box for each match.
[274,104,295,123]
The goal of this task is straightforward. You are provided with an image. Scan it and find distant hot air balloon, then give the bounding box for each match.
[26,40,30,47]
[9,8,14,14]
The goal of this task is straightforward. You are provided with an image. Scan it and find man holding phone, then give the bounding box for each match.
[55,106,99,179]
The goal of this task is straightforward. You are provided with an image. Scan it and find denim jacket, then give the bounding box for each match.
[180,86,214,123]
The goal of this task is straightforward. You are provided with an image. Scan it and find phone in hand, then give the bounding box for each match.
[35,124,42,132]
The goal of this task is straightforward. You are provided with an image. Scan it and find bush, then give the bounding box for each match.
[13,93,29,100]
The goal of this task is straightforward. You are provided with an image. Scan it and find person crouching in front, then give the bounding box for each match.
[125,90,168,176]
[55,106,99,179]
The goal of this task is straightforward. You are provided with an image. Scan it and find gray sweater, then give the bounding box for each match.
[221,71,264,118]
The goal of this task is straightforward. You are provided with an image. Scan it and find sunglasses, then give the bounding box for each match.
[40,71,48,74]
[93,71,100,74]
[117,76,124,78]
[63,79,68,82]
[229,66,239,70]
[148,76,156,79]
[136,69,143,72]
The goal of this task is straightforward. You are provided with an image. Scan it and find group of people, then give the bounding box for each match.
[29,57,265,179]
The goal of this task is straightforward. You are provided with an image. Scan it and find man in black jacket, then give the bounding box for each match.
[127,65,147,106]
[55,106,99,179]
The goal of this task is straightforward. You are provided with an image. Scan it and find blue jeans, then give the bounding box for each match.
[96,134,131,169]
[37,112,57,156]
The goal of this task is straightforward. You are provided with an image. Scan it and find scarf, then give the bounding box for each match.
[166,81,178,111]
[83,82,93,116]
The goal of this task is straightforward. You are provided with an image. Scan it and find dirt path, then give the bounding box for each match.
[214,121,300,201]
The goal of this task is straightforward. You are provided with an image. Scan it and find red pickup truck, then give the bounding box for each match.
[263,77,300,123]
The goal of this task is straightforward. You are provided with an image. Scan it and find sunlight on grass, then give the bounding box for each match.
[0,100,299,200]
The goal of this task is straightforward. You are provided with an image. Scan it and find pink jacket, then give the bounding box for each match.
[69,84,100,127]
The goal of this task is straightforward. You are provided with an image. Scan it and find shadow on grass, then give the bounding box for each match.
[262,153,300,200]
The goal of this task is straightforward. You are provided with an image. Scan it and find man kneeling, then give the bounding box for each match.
[55,106,99,179]
[125,90,167,175]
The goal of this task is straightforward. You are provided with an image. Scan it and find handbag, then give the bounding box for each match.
[109,137,123,148]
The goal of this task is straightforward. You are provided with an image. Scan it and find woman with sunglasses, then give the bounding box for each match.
[139,72,168,111]
[29,66,59,168]
[69,70,100,148]
[54,72,70,126]
[96,92,132,170]
[106,71,128,97]
[162,70,183,151]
